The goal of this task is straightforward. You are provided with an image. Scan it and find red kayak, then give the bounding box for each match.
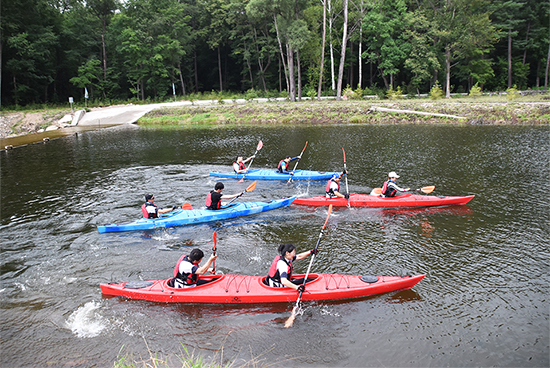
[100,273,425,304]
[293,193,474,208]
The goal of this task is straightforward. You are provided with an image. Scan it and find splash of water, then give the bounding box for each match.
[66,301,106,338]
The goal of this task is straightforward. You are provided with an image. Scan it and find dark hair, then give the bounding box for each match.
[215,182,224,190]
[189,248,204,262]
[236,155,242,161]
[285,155,291,159]
[145,194,154,201]
[278,243,296,256]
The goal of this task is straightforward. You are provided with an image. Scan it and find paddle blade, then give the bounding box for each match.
[323,205,333,229]
[342,147,346,163]
[372,188,382,195]
[181,203,193,210]
[246,180,257,192]
[420,185,435,194]
[284,306,298,328]
[238,177,244,183]
[212,231,217,250]
[301,141,308,154]
[257,140,263,150]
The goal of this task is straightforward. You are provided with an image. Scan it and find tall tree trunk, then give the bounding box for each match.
[445,46,451,98]
[336,0,348,100]
[194,49,199,92]
[177,62,186,96]
[545,37,550,90]
[101,19,107,82]
[218,45,223,92]
[253,27,269,92]
[508,29,512,88]
[349,40,353,89]
[274,14,290,93]
[317,0,327,99]
[358,21,362,89]
[523,21,531,65]
[287,44,296,101]
[328,0,336,91]
[297,50,302,100]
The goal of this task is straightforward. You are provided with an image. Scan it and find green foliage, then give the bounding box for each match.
[429,82,444,100]
[506,85,520,101]
[244,89,258,101]
[469,83,482,98]
[342,85,363,100]
[386,86,404,100]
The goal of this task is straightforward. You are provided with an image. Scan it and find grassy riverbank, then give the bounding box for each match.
[138,98,550,127]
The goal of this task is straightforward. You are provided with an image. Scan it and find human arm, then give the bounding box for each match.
[295,249,315,261]
[281,277,300,290]
[388,182,410,192]
[196,254,217,275]
[243,155,255,163]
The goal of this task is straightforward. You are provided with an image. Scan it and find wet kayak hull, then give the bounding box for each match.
[293,193,474,208]
[100,273,425,304]
[210,169,338,180]
[98,196,296,233]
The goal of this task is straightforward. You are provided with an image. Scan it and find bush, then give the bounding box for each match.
[429,82,444,100]
[244,88,258,101]
[506,85,520,101]
[386,86,404,100]
[342,85,363,100]
[469,83,482,98]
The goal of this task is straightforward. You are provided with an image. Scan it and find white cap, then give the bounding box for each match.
[388,171,400,178]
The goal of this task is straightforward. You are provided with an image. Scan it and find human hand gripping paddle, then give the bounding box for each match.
[285,204,333,328]
[342,147,350,207]
[239,140,263,183]
[225,180,258,206]
[211,231,217,274]
[287,141,308,184]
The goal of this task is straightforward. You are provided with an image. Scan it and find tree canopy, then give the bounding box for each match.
[1,0,548,106]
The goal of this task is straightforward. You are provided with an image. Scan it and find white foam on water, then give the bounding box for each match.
[66,301,106,338]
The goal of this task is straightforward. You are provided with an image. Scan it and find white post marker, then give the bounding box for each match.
[69,97,73,112]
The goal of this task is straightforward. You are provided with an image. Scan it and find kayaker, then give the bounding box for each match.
[381,171,410,197]
[233,154,255,173]
[325,171,349,199]
[266,243,317,291]
[277,155,299,173]
[142,194,176,219]
[172,248,217,288]
[206,182,241,210]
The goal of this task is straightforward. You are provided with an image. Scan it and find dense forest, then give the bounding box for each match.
[1,0,549,107]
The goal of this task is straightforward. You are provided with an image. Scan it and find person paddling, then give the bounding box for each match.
[171,248,217,288]
[325,171,349,199]
[381,171,410,197]
[142,194,177,219]
[277,155,299,173]
[266,243,317,291]
[233,154,255,173]
[205,182,241,210]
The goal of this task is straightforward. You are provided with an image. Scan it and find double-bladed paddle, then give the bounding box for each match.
[285,204,333,328]
[212,231,217,274]
[239,140,263,183]
[287,141,308,183]
[225,180,258,205]
[371,185,435,196]
[342,147,350,207]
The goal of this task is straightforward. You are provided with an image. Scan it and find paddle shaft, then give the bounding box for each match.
[287,141,308,183]
[294,205,332,310]
[212,232,217,273]
[342,148,349,206]
[240,141,263,182]
[226,181,257,205]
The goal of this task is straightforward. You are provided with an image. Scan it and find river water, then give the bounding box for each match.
[1,123,548,367]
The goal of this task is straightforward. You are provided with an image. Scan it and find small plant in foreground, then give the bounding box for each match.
[429,82,444,100]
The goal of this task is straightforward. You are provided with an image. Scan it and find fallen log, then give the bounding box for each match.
[369,106,467,119]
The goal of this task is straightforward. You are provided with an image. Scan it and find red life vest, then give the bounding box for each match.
[234,162,246,172]
[267,255,293,282]
[141,202,158,218]
[382,180,396,197]
[325,178,339,197]
[277,160,286,173]
[174,255,198,285]
[205,191,221,210]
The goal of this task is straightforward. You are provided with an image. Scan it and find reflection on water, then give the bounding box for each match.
[1,125,548,367]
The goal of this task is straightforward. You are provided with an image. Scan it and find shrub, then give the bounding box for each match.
[506,85,520,101]
[429,82,444,100]
[469,83,482,98]
[386,86,403,100]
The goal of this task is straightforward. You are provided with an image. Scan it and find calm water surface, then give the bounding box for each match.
[1,124,548,367]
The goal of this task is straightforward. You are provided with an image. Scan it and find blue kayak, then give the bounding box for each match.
[98,197,296,233]
[209,169,339,181]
